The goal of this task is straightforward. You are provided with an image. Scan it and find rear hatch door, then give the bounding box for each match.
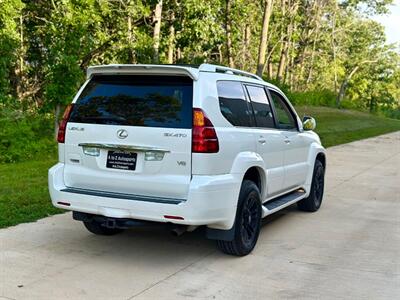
[63,75,192,199]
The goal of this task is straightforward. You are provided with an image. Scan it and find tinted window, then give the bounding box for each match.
[246,85,275,128]
[269,90,296,130]
[69,75,193,128]
[217,81,253,127]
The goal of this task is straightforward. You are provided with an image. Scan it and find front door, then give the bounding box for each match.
[268,89,309,190]
[244,84,286,198]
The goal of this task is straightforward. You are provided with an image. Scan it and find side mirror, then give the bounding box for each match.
[302,116,316,131]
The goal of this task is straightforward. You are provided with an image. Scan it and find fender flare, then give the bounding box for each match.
[230,151,268,198]
[206,152,267,241]
[304,143,326,193]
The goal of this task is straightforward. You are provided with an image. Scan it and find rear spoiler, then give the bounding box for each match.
[87,64,199,80]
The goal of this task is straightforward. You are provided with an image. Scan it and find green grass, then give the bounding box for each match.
[295,106,400,147]
[0,107,400,229]
[0,157,62,228]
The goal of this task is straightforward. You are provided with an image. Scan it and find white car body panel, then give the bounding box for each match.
[253,128,285,196]
[63,124,191,198]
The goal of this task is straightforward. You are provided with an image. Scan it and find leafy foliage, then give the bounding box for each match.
[0,0,399,164]
[0,0,24,97]
[0,106,55,163]
[0,0,397,114]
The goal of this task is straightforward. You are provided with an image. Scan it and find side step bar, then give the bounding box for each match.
[262,189,306,216]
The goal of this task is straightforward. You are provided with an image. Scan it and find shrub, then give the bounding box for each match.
[288,90,337,107]
[0,107,56,163]
[378,108,400,120]
[263,79,337,107]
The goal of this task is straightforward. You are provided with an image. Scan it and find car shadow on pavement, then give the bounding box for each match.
[60,204,301,265]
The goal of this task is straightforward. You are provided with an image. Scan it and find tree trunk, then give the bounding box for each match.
[305,34,318,86]
[256,0,274,77]
[293,0,320,90]
[127,15,135,63]
[167,12,175,64]
[241,24,251,70]
[276,0,287,81]
[283,39,292,84]
[295,45,307,90]
[152,0,163,63]
[268,62,273,78]
[305,4,322,87]
[80,38,115,71]
[369,97,376,112]
[225,0,234,68]
[288,48,295,86]
[264,37,282,78]
[336,65,359,108]
[288,21,298,86]
[19,14,24,76]
[337,81,348,108]
[176,47,182,61]
[277,1,298,82]
[337,59,377,107]
[218,44,223,64]
[331,9,338,92]
[276,46,286,81]
[54,103,61,140]
[14,14,25,101]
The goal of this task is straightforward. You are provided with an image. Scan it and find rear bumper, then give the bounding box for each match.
[48,163,241,229]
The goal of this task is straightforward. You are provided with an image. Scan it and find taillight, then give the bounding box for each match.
[57,104,74,143]
[192,108,219,153]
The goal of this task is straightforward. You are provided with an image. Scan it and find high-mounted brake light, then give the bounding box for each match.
[57,104,74,143]
[192,108,219,153]
[164,215,184,220]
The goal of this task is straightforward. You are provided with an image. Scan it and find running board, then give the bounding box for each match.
[262,189,306,217]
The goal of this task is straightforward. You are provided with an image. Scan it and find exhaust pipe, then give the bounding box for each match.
[170,225,187,237]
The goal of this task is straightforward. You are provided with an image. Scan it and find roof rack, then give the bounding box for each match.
[199,63,263,81]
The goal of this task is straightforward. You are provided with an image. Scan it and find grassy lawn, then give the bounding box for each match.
[296,106,400,147]
[0,157,62,228]
[1,107,399,229]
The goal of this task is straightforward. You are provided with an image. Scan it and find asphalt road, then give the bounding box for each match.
[1,132,399,300]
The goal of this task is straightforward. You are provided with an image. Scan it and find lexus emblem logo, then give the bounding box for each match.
[117,129,128,139]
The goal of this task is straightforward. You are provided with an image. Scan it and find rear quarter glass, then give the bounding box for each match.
[69,75,193,129]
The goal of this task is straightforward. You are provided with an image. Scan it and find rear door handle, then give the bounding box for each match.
[284,136,291,144]
[258,138,266,144]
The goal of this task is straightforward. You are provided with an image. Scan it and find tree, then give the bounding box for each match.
[152,0,163,63]
[276,0,299,82]
[0,0,399,127]
[0,0,24,100]
[225,0,234,68]
[335,19,386,107]
[256,0,274,76]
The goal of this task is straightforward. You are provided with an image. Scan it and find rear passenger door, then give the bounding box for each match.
[268,89,309,190]
[214,81,258,175]
[244,84,286,198]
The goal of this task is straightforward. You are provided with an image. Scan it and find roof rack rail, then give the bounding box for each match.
[198,63,263,81]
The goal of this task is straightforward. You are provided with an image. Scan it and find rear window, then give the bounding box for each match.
[217,81,253,127]
[245,85,275,128]
[69,75,193,128]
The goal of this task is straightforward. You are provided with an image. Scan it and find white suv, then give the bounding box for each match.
[49,64,326,256]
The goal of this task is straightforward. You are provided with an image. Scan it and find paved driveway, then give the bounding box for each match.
[1,132,399,300]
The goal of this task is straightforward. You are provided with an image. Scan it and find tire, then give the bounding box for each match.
[83,221,124,236]
[217,180,262,256]
[297,159,325,212]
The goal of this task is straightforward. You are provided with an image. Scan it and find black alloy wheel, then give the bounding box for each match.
[217,180,262,256]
